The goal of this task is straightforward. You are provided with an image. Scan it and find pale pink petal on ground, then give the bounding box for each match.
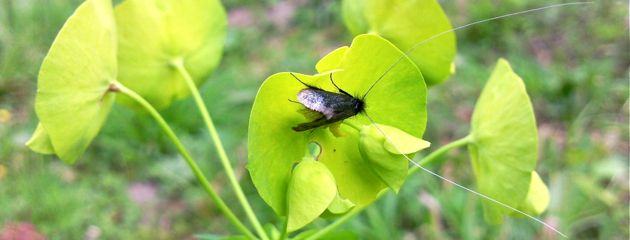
[127,182,158,204]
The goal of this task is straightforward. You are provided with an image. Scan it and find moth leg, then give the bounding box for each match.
[290,72,317,88]
[329,72,352,97]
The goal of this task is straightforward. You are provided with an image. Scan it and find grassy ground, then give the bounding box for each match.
[0,0,628,239]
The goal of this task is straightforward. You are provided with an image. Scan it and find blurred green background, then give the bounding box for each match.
[0,0,627,239]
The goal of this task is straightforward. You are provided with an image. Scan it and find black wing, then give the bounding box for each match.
[293,89,362,131]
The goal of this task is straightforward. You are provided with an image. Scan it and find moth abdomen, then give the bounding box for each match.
[297,89,336,119]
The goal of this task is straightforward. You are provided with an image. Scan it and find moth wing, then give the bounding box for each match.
[293,117,329,132]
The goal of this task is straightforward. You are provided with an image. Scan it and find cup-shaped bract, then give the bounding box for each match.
[248,34,427,219]
[27,0,117,164]
[359,124,430,192]
[514,171,550,216]
[114,0,227,109]
[286,158,337,232]
[26,124,55,155]
[342,0,456,85]
[468,59,544,223]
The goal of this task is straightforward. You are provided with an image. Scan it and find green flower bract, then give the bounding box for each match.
[247,34,427,217]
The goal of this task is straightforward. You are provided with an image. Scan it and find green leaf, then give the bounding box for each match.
[513,171,550,216]
[114,0,227,109]
[25,123,55,155]
[379,125,431,154]
[315,46,349,73]
[33,0,117,164]
[326,193,355,215]
[342,0,456,85]
[341,0,368,35]
[359,124,429,192]
[287,159,337,232]
[468,59,538,223]
[248,34,426,215]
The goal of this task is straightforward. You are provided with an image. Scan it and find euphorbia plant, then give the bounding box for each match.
[26,0,562,238]
[249,34,428,213]
[27,0,265,239]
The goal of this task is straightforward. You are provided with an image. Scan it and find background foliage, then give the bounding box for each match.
[0,0,628,239]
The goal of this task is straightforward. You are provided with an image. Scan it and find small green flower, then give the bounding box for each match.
[248,34,429,230]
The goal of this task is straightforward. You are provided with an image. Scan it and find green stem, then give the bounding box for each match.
[5,0,15,31]
[114,82,256,239]
[412,135,473,174]
[172,59,269,240]
[304,135,472,240]
[279,217,289,240]
[303,206,366,240]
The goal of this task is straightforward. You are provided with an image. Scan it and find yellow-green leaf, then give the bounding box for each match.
[248,34,426,215]
[115,0,227,109]
[342,0,456,85]
[326,193,355,214]
[514,171,550,216]
[359,124,428,192]
[33,0,117,164]
[25,123,54,155]
[315,46,349,73]
[380,126,431,154]
[468,59,538,223]
[287,159,337,232]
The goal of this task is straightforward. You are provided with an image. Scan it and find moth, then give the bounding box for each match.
[290,72,365,131]
[285,2,591,237]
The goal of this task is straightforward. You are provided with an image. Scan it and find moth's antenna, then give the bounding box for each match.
[362,112,568,238]
[362,1,594,98]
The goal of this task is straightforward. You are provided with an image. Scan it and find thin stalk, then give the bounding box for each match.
[172,59,269,240]
[304,135,472,240]
[113,82,256,239]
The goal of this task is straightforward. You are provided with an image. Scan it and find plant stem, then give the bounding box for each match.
[114,82,256,239]
[412,135,472,174]
[279,217,289,240]
[303,135,472,240]
[302,206,366,240]
[172,59,269,240]
[5,0,15,31]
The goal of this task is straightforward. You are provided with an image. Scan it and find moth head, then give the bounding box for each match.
[353,98,365,113]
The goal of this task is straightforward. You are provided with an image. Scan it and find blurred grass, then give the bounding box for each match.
[0,0,628,239]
